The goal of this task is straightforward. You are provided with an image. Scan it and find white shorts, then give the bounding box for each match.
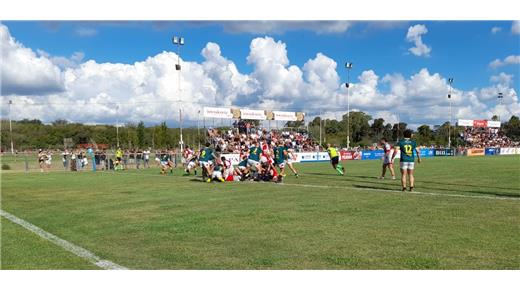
[400,161,415,170]
[187,161,197,170]
[238,166,247,171]
[260,156,268,164]
[212,171,222,179]
[276,161,285,169]
[247,159,260,168]
[160,161,169,167]
[200,160,213,167]
[383,155,393,165]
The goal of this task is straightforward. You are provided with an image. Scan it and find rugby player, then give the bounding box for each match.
[199,142,216,183]
[392,129,421,191]
[184,152,199,176]
[326,143,344,175]
[285,145,299,178]
[273,140,288,178]
[159,152,174,175]
[247,140,263,175]
[379,138,396,180]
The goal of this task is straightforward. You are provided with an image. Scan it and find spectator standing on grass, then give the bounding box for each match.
[123,150,129,170]
[38,149,47,172]
[143,147,150,168]
[45,150,52,170]
[392,129,421,192]
[136,149,142,169]
[87,147,96,172]
[70,150,77,171]
[62,150,69,170]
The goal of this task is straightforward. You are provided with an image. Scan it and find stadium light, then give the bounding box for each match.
[345,62,353,149]
[172,35,185,152]
[447,78,454,148]
[115,105,120,148]
[8,100,14,154]
[498,92,503,122]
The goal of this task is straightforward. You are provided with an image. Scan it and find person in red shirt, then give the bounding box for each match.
[379,138,396,180]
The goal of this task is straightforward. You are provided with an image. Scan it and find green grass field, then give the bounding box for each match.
[1,155,519,269]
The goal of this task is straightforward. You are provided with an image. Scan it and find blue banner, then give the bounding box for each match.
[419,148,435,158]
[434,148,454,156]
[361,150,385,160]
[485,148,499,155]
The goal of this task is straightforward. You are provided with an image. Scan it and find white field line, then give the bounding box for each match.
[0,210,127,270]
[278,183,520,201]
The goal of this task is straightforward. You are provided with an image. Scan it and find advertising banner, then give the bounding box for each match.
[487,121,501,128]
[203,107,233,119]
[473,120,488,127]
[361,150,385,160]
[221,154,241,165]
[419,148,435,158]
[240,109,266,120]
[340,150,361,161]
[457,119,473,126]
[467,148,485,156]
[434,148,455,156]
[273,111,297,121]
[295,152,330,163]
[498,147,520,155]
[485,148,499,155]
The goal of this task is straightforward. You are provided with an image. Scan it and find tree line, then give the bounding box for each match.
[1,113,519,151]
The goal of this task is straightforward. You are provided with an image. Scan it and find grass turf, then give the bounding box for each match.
[1,155,519,269]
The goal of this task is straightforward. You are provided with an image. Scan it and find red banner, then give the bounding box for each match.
[340,150,361,160]
[473,120,488,127]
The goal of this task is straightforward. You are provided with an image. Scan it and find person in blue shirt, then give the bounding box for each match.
[392,129,421,191]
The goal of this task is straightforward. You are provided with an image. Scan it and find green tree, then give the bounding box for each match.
[504,115,520,141]
[416,124,433,145]
[137,121,145,148]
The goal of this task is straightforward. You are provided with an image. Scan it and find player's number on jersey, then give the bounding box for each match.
[404,145,413,156]
[201,151,206,157]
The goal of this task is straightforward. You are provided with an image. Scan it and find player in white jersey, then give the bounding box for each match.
[379,138,396,180]
[285,143,299,178]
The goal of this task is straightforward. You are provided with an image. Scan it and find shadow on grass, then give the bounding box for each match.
[352,184,520,199]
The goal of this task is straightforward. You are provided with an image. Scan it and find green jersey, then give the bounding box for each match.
[248,146,261,161]
[238,159,248,167]
[398,139,417,162]
[327,147,338,158]
[274,146,287,164]
[199,148,214,162]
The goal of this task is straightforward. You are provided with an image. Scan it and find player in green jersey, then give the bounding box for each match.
[392,129,421,191]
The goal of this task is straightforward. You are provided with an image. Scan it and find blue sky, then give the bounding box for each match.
[5,21,519,90]
[1,21,519,127]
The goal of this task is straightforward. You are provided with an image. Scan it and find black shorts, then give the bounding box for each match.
[331,156,339,165]
[116,157,122,162]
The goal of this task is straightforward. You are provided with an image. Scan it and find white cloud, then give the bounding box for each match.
[489,55,520,68]
[75,27,98,37]
[406,24,431,57]
[221,21,352,35]
[1,24,519,128]
[0,24,64,95]
[512,21,520,34]
[491,26,502,34]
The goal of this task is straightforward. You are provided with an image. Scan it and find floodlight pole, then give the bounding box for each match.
[8,100,14,154]
[345,62,353,150]
[448,78,453,148]
[319,110,322,148]
[173,35,185,153]
[498,92,503,122]
[115,104,120,148]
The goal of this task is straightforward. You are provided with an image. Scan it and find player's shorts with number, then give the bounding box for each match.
[276,161,285,169]
[400,161,415,170]
[383,155,393,165]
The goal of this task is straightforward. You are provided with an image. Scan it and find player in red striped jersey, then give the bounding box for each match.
[379,138,396,180]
